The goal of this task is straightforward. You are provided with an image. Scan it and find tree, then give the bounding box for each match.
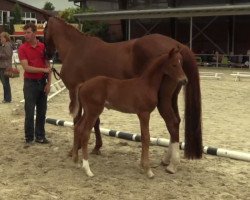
[5,3,22,34]
[12,3,22,24]
[59,7,108,40]
[59,7,82,23]
[43,2,55,11]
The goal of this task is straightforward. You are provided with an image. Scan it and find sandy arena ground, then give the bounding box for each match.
[0,66,249,200]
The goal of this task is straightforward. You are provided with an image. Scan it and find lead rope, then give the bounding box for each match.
[50,53,61,80]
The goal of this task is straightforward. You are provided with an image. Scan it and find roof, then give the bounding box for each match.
[75,4,250,21]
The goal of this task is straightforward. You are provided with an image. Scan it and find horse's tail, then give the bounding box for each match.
[181,46,203,159]
[69,85,81,119]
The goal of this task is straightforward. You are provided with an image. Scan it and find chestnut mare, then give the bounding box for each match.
[72,49,187,178]
[44,17,202,174]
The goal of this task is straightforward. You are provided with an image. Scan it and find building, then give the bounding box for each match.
[73,0,250,55]
[0,0,53,36]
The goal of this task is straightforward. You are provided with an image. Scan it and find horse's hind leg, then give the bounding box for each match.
[91,117,103,155]
[157,80,181,174]
[138,112,154,178]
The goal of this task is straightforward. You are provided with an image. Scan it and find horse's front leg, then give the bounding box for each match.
[91,117,103,155]
[138,112,154,178]
[157,80,181,174]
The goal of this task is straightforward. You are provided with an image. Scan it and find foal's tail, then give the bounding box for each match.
[69,84,81,119]
[181,46,203,159]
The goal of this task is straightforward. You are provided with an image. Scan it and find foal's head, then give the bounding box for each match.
[43,19,56,60]
[164,47,187,85]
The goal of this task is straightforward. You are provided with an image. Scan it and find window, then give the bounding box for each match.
[22,12,36,19]
[31,13,36,18]
[0,11,2,24]
[0,10,10,25]
[21,12,37,24]
[21,19,37,24]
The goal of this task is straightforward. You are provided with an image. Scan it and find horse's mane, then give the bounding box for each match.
[52,16,99,39]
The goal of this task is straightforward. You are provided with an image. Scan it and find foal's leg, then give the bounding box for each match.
[80,113,99,177]
[157,79,181,174]
[68,106,82,157]
[138,112,154,178]
[72,115,84,163]
[91,117,103,155]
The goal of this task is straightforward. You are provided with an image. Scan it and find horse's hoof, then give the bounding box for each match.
[91,149,101,155]
[72,156,78,163]
[68,150,73,157]
[166,164,177,174]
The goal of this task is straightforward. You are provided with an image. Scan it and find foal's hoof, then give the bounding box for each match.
[146,169,155,179]
[85,171,94,177]
[91,149,101,155]
[139,165,155,178]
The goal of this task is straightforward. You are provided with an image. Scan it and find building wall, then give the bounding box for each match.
[85,0,250,54]
[0,0,49,33]
[87,1,118,11]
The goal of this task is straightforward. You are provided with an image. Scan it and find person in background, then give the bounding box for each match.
[0,32,13,103]
[18,23,51,145]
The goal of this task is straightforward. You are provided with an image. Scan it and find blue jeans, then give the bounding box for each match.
[0,68,12,102]
[23,78,48,141]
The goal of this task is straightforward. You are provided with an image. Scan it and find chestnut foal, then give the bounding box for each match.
[71,48,187,178]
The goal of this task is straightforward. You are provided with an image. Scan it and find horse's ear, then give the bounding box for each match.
[169,45,181,57]
[177,44,181,52]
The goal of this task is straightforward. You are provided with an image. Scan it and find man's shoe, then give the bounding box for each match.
[24,140,34,148]
[25,139,34,143]
[2,100,11,103]
[35,138,50,144]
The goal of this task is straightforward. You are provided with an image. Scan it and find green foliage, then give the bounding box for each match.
[43,2,55,11]
[4,3,22,34]
[59,7,85,23]
[82,21,108,39]
[12,3,22,24]
[59,7,108,39]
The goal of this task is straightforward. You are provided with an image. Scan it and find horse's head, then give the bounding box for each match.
[164,47,188,85]
[43,19,56,60]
